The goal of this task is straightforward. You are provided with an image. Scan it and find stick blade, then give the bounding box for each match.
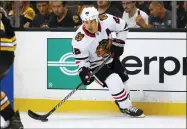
[28,110,48,122]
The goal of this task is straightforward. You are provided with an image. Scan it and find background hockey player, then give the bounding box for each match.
[0,7,24,129]
[72,7,145,118]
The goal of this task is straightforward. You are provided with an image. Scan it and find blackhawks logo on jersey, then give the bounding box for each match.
[99,14,108,21]
[96,39,110,57]
[75,32,84,41]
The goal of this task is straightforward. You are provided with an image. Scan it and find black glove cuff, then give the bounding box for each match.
[79,67,94,85]
[110,45,124,58]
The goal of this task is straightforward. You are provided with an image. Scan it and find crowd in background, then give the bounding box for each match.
[0,1,187,29]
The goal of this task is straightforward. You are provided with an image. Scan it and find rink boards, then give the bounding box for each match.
[13,32,186,116]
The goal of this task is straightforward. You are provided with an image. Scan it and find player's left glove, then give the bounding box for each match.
[110,39,124,58]
[79,67,95,85]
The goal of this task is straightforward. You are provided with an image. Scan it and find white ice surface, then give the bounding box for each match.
[1,112,186,128]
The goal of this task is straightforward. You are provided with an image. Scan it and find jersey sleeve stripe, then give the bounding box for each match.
[0,35,16,43]
[0,41,17,47]
[0,46,16,51]
[113,39,125,44]
[75,57,89,60]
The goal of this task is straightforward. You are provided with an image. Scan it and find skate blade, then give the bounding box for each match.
[125,113,145,118]
[135,113,145,118]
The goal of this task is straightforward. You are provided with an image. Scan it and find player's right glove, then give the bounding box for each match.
[79,67,95,85]
[106,30,125,58]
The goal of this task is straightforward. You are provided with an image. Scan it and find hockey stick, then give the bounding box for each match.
[28,53,114,122]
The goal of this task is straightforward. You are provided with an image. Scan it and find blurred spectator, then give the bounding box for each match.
[136,1,150,15]
[78,1,96,5]
[77,5,90,16]
[177,1,187,28]
[65,1,78,6]
[163,1,171,11]
[0,1,3,7]
[77,2,96,16]
[110,1,124,15]
[30,1,53,28]
[136,1,172,28]
[122,1,148,28]
[97,0,122,18]
[9,1,35,28]
[48,1,81,28]
[177,1,184,16]
[0,1,11,14]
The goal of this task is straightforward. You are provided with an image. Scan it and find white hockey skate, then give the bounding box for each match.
[115,101,145,118]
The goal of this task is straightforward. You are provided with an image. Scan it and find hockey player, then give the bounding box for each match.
[0,7,24,129]
[72,7,145,118]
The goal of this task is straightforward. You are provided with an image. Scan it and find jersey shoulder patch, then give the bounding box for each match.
[99,13,108,21]
[75,32,85,42]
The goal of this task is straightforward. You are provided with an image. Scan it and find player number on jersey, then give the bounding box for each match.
[73,48,81,55]
[113,16,120,24]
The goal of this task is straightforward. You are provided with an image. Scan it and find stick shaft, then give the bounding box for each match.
[45,54,113,118]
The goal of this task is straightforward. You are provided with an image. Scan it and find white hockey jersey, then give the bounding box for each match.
[72,13,129,71]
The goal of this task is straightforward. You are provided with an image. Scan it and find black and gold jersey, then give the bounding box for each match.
[0,14,16,52]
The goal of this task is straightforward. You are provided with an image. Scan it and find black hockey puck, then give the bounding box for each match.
[41,119,48,122]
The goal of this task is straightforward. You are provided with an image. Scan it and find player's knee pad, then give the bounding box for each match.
[105,73,124,93]
[119,73,129,83]
[111,58,129,82]
[0,91,10,111]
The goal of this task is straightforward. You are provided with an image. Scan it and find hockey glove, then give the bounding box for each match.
[110,39,124,58]
[106,30,125,58]
[79,67,95,85]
